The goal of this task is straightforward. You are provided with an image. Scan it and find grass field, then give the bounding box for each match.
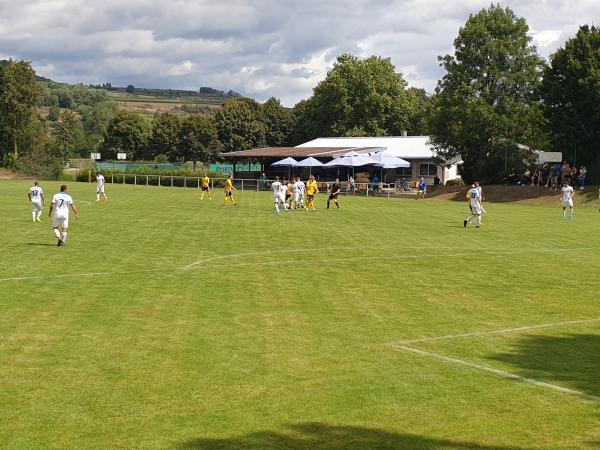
[2,180,600,450]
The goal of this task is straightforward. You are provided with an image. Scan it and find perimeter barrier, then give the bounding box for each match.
[96,174,403,198]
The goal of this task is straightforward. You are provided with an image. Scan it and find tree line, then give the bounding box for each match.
[1,4,599,183]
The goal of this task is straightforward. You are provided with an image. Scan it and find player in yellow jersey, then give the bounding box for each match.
[305,175,319,211]
[200,173,212,200]
[286,180,294,209]
[224,175,237,205]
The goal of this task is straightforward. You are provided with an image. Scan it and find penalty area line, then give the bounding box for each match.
[392,344,600,403]
[390,317,600,345]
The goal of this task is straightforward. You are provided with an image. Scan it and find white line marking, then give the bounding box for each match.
[392,345,600,402]
[390,317,600,345]
[0,246,596,283]
[181,247,328,270]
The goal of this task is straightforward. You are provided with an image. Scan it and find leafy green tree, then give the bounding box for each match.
[101,111,147,160]
[147,112,181,161]
[48,105,61,121]
[429,4,547,183]
[51,110,86,162]
[298,54,419,138]
[215,97,266,152]
[126,85,135,94]
[541,25,600,175]
[261,97,294,146]
[178,114,221,169]
[0,59,43,158]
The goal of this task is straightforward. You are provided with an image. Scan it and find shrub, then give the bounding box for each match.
[445,178,465,186]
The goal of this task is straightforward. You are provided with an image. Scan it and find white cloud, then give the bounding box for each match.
[0,0,598,106]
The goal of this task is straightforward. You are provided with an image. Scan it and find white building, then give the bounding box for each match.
[297,136,462,185]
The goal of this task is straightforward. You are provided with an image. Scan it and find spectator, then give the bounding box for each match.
[579,165,587,190]
[433,174,441,185]
[349,176,356,195]
[562,162,572,184]
[506,168,517,185]
[546,164,559,190]
[531,168,540,186]
[259,172,268,190]
[373,174,379,193]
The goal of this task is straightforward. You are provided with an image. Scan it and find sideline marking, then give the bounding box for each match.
[390,317,600,345]
[392,345,600,402]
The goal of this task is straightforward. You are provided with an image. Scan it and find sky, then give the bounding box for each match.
[0,0,597,106]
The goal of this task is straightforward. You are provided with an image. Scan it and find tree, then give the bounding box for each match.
[297,54,420,138]
[541,25,600,176]
[147,112,181,161]
[178,114,221,169]
[261,97,294,146]
[48,106,61,121]
[0,59,43,159]
[101,111,147,160]
[126,85,135,94]
[429,4,547,183]
[215,97,266,152]
[51,110,85,162]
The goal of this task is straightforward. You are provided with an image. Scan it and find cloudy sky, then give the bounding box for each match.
[0,0,597,106]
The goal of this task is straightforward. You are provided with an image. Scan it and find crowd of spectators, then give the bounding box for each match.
[505,161,588,190]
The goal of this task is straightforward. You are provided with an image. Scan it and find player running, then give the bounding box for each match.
[561,181,575,219]
[305,176,319,211]
[96,172,108,202]
[464,184,483,228]
[28,181,45,223]
[327,178,342,209]
[49,184,78,246]
[223,176,237,205]
[200,173,212,200]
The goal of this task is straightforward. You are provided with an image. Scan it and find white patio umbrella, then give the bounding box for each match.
[324,154,380,178]
[271,157,298,179]
[370,152,410,183]
[295,157,323,175]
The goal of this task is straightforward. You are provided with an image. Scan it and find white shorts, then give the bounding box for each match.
[53,216,69,229]
[31,202,42,211]
[277,194,286,203]
[470,204,482,215]
[563,199,573,208]
[97,186,105,193]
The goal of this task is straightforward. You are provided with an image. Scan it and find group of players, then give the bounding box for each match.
[26,173,107,247]
[26,171,581,246]
[269,175,341,214]
[463,179,577,228]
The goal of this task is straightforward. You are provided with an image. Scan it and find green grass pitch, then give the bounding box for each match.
[1,180,600,449]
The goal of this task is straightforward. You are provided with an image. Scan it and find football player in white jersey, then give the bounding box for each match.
[27,181,45,223]
[294,177,306,209]
[464,184,483,228]
[561,181,575,219]
[49,185,79,246]
[278,180,289,212]
[96,172,108,201]
[271,177,284,215]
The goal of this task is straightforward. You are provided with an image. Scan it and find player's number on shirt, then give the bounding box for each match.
[32,190,38,197]
[470,192,477,198]
[58,199,65,208]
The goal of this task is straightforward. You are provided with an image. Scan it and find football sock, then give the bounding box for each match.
[32,211,36,222]
[53,228,61,239]
[274,204,279,214]
[61,231,68,242]
[336,201,339,209]
[476,215,481,227]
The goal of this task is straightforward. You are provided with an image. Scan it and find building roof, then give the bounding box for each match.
[297,136,435,159]
[221,146,384,159]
